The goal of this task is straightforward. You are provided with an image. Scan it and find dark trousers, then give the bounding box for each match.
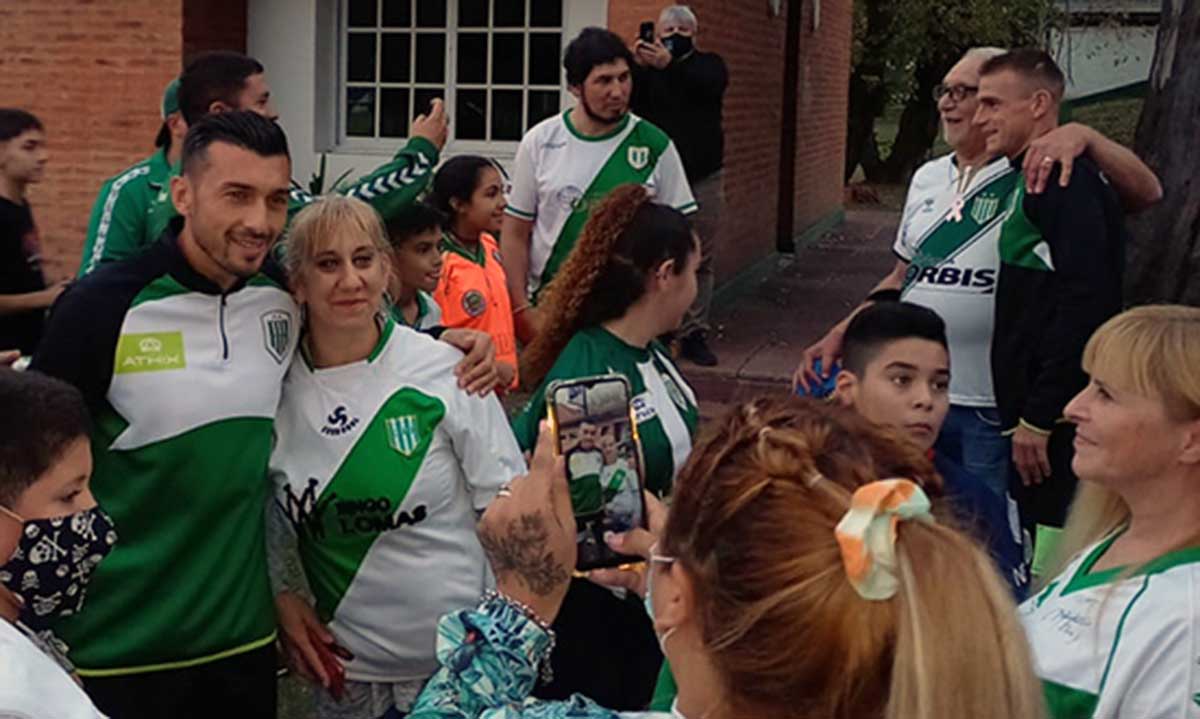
[532,578,662,711]
[1010,423,1078,572]
[83,642,277,719]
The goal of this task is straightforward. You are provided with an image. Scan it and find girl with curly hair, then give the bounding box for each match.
[511,183,701,710]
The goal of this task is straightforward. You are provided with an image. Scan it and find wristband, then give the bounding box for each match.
[512,303,532,316]
[1018,418,1053,437]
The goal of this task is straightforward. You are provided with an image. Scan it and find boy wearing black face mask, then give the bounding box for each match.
[632,5,728,368]
[0,369,113,717]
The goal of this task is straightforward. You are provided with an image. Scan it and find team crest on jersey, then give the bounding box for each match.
[261,310,292,364]
[661,373,688,411]
[970,193,1002,225]
[386,415,423,456]
[627,146,650,170]
[462,290,487,318]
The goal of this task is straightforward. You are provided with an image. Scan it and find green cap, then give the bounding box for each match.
[161,77,181,119]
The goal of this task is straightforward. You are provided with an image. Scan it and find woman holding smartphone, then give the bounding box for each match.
[408,398,1047,719]
[512,184,701,709]
[266,196,526,719]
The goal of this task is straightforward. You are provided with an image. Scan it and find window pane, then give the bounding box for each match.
[528,33,559,85]
[382,0,411,27]
[458,0,487,27]
[492,32,523,85]
[493,0,523,27]
[415,0,446,27]
[347,33,377,83]
[527,90,558,129]
[457,33,487,84]
[456,88,487,140]
[414,88,444,119]
[530,0,562,27]
[380,88,411,137]
[381,33,411,82]
[348,0,377,28]
[415,33,446,83]
[492,89,522,141]
[347,87,376,137]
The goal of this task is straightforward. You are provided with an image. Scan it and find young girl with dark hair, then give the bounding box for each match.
[428,155,519,388]
[511,183,701,709]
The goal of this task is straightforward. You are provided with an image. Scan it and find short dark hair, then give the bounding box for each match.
[842,302,949,376]
[0,109,43,142]
[384,202,445,248]
[429,155,506,227]
[178,51,265,125]
[0,370,91,507]
[979,48,1066,101]
[563,27,635,87]
[181,111,290,177]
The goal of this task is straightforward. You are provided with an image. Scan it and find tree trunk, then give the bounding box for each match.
[844,72,888,182]
[870,62,945,184]
[1126,0,1200,304]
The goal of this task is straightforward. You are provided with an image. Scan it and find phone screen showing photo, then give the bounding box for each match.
[546,374,648,571]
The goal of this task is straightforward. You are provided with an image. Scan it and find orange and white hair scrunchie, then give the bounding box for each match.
[834,479,934,601]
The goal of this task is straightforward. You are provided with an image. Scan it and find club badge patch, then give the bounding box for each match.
[462,290,487,318]
[261,310,293,364]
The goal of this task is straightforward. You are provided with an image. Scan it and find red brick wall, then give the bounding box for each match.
[183,0,247,61]
[0,0,183,280]
[792,0,852,236]
[609,0,849,283]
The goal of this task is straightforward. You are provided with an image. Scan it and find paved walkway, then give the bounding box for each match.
[680,208,900,415]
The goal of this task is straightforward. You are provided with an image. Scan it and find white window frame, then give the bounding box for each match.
[319,0,606,161]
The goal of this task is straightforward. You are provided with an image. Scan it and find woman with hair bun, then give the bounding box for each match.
[409,397,1047,719]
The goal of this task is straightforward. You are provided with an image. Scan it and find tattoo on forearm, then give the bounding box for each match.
[480,513,568,596]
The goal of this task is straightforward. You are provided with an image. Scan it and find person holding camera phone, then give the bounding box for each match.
[631,5,728,368]
[513,184,700,710]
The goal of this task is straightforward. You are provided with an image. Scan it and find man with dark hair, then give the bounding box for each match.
[0,109,65,357]
[78,50,448,275]
[974,48,1127,565]
[501,27,696,343]
[33,111,298,717]
[632,4,728,366]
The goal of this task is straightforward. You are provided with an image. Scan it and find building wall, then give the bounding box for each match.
[184,0,248,60]
[0,0,183,280]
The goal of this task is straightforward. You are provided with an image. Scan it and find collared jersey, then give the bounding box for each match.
[78,137,439,275]
[32,223,300,675]
[506,111,697,298]
[270,318,525,682]
[894,154,1017,407]
[513,327,698,496]
[1020,534,1200,719]
[0,619,107,718]
[390,289,443,331]
[433,231,518,386]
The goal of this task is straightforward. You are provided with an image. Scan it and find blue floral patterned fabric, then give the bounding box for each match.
[409,597,671,719]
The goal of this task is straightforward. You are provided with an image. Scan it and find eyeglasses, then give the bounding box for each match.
[933,84,979,103]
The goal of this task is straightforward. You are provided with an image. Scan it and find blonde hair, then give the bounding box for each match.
[665,397,1046,719]
[1046,305,1200,580]
[283,194,392,282]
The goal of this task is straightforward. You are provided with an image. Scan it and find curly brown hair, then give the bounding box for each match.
[521,184,695,387]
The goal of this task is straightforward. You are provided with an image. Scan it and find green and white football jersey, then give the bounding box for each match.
[1019,533,1200,719]
[270,319,526,682]
[514,326,699,495]
[895,154,1017,408]
[506,111,697,298]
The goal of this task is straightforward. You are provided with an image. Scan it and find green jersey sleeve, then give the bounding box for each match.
[287,137,440,223]
[77,165,154,276]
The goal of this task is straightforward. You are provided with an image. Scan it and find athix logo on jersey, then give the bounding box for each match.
[627,146,650,170]
[385,415,422,456]
[632,393,657,424]
[971,193,1002,225]
[261,310,292,364]
[321,406,361,437]
[114,331,186,374]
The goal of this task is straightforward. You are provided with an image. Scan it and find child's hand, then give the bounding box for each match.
[412,98,449,150]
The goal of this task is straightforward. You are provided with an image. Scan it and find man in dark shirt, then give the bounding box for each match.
[0,109,64,356]
[974,49,1127,568]
[632,5,728,367]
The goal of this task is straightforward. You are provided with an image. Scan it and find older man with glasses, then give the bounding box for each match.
[794,46,1162,501]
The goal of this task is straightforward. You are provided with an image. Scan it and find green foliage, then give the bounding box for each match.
[302,153,355,196]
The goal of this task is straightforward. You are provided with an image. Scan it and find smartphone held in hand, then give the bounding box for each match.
[545,374,649,571]
[639,21,655,44]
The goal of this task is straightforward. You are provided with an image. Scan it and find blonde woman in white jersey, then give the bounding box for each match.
[1021,305,1200,719]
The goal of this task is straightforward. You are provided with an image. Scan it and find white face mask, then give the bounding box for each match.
[643,544,678,654]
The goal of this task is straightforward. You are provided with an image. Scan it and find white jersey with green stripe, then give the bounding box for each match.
[269,319,526,682]
[894,154,1018,407]
[1019,533,1200,719]
[506,110,697,297]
